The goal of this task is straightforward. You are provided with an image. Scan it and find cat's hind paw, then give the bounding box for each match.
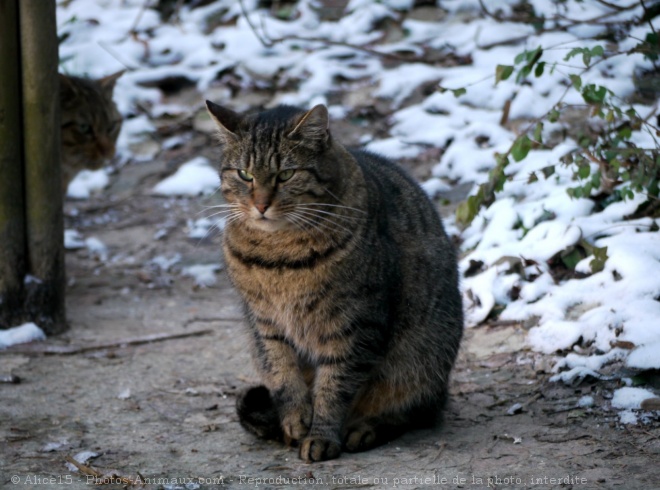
[299,436,341,462]
[344,424,377,452]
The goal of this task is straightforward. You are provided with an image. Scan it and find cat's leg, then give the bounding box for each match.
[245,315,312,444]
[299,358,375,462]
[342,382,446,453]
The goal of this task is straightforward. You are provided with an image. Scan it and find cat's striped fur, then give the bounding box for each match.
[206,101,463,462]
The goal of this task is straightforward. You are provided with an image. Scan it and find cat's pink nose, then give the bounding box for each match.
[255,203,269,214]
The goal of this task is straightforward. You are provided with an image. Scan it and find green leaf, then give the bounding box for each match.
[605,109,615,123]
[564,47,584,61]
[495,65,514,85]
[569,74,582,90]
[541,165,555,178]
[618,126,633,139]
[492,166,507,192]
[456,189,484,226]
[514,50,527,64]
[582,51,592,66]
[452,87,467,97]
[526,46,543,63]
[516,64,533,82]
[578,164,591,180]
[535,61,546,77]
[548,108,560,122]
[582,84,607,104]
[590,246,608,273]
[561,247,585,270]
[590,45,604,57]
[533,122,544,143]
[511,135,532,162]
[528,172,538,183]
[643,32,660,61]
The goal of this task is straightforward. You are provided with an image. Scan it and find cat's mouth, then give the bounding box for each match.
[247,214,291,232]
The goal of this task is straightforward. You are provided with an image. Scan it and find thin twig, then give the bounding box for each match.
[120,0,153,41]
[96,41,136,71]
[238,0,444,64]
[0,329,214,355]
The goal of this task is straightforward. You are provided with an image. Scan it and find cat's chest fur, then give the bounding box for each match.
[223,224,359,352]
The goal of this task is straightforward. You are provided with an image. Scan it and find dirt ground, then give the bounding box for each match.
[2,90,659,490]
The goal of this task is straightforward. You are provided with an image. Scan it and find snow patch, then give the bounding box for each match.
[153,157,220,197]
[0,323,47,349]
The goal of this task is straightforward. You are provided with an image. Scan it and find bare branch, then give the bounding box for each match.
[238,0,446,65]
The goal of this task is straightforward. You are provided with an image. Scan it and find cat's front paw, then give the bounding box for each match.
[280,403,312,444]
[299,436,341,462]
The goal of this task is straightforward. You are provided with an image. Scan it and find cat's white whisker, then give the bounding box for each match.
[288,210,352,239]
[297,209,353,233]
[293,206,364,223]
[301,202,367,214]
[202,209,241,220]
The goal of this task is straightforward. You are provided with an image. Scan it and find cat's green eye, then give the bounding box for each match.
[78,123,92,134]
[278,169,295,182]
[238,169,254,182]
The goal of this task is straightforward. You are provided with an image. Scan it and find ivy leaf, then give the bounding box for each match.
[526,46,543,63]
[561,247,585,270]
[511,135,532,162]
[541,165,555,178]
[456,189,484,226]
[564,47,584,61]
[535,61,545,77]
[618,126,633,139]
[495,65,514,85]
[591,45,604,57]
[548,108,560,122]
[578,164,591,180]
[533,122,544,143]
[641,32,660,61]
[569,74,582,90]
[582,84,607,104]
[590,246,608,273]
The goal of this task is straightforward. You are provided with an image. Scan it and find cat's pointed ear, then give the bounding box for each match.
[59,73,78,96]
[287,104,329,145]
[206,100,240,144]
[98,70,125,94]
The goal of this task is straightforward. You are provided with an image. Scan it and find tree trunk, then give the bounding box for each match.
[0,0,27,328]
[19,0,67,334]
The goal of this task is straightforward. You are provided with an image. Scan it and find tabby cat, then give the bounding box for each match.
[206,101,463,462]
[59,71,124,194]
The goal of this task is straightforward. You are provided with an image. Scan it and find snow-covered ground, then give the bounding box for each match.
[51,0,659,419]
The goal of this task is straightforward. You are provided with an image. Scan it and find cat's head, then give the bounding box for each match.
[206,102,344,233]
[60,71,124,171]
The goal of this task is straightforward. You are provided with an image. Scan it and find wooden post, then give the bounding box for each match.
[0,0,27,328]
[19,0,67,334]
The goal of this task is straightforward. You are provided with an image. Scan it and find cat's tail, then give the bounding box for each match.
[236,385,283,441]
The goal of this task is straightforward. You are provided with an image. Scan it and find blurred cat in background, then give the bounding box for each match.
[59,70,124,195]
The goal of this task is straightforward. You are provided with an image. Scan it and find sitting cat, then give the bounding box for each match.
[206,101,463,462]
[59,71,124,194]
